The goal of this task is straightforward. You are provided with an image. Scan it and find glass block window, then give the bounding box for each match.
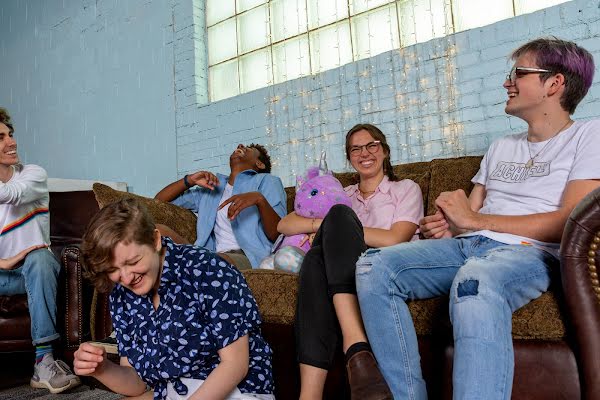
[207,0,570,101]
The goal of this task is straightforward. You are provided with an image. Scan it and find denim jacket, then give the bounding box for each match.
[172,170,287,268]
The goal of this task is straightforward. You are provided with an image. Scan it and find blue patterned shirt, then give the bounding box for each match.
[109,237,274,399]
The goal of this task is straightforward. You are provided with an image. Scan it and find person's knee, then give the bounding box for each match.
[451,261,500,300]
[355,248,386,294]
[23,249,60,278]
[324,204,355,225]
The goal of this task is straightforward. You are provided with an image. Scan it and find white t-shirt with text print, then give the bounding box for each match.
[461,119,600,256]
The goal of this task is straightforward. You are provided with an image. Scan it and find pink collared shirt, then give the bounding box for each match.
[344,176,423,241]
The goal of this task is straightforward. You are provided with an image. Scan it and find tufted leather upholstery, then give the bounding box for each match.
[0,190,99,361]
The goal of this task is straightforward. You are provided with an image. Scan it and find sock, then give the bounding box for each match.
[345,341,372,364]
[35,344,53,364]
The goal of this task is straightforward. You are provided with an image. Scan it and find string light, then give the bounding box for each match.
[261,0,471,186]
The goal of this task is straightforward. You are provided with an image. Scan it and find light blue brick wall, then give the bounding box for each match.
[178,0,600,187]
[0,0,178,196]
[2,0,599,194]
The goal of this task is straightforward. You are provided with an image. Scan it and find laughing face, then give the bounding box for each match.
[230,144,265,171]
[0,123,19,167]
[348,129,387,181]
[107,230,164,296]
[503,52,552,118]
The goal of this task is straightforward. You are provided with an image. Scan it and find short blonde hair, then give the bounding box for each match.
[81,198,156,292]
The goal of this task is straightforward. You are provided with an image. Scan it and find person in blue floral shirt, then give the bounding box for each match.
[73,198,274,400]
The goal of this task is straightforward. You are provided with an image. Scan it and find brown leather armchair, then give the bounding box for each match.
[560,186,600,400]
[0,190,99,362]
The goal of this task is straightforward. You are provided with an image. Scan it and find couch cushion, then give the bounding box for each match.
[241,269,566,340]
[242,270,298,325]
[427,156,482,216]
[0,294,29,316]
[92,183,198,243]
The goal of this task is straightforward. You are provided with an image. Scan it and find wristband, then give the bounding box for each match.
[311,218,316,232]
[183,174,192,188]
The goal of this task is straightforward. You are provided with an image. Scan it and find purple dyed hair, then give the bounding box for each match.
[511,37,595,114]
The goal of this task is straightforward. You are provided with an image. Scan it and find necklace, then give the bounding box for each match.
[358,186,376,197]
[525,119,573,168]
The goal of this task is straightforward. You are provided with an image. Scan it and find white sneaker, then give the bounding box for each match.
[30,354,81,394]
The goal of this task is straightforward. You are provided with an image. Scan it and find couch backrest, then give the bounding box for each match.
[285,155,483,217]
[49,190,100,258]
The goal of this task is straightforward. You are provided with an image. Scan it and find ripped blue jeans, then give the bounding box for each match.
[355,235,556,400]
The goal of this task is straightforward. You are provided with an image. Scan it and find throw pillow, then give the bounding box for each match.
[92,183,198,244]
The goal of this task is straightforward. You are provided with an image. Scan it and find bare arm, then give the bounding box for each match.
[188,335,250,400]
[277,211,322,235]
[363,221,418,248]
[73,343,147,397]
[436,180,600,243]
[155,171,220,202]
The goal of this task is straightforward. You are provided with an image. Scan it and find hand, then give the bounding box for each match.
[73,342,107,377]
[0,244,47,271]
[299,233,316,247]
[419,211,452,239]
[188,171,220,190]
[219,192,265,220]
[434,189,479,232]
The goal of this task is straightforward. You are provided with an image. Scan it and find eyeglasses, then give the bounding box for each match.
[506,67,552,85]
[349,141,381,157]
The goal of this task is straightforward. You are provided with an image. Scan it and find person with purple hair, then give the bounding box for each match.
[356,37,600,399]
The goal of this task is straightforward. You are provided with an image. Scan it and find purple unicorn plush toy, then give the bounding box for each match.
[260,151,351,273]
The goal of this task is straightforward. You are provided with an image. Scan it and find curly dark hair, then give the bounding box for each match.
[248,143,272,173]
[0,108,14,133]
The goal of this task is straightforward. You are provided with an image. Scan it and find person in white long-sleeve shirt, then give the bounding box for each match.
[0,108,80,394]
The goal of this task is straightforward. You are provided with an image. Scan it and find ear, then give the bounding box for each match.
[546,73,566,97]
[255,159,266,171]
[153,228,162,252]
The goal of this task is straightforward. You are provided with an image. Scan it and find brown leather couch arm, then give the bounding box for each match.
[59,245,94,359]
[560,186,600,400]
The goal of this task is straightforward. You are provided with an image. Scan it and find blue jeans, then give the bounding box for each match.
[0,248,61,345]
[355,236,556,400]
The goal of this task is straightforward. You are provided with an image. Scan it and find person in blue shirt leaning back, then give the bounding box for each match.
[154,143,286,270]
[73,198,275,400]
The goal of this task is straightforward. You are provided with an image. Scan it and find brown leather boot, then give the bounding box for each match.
[346,350,393,400]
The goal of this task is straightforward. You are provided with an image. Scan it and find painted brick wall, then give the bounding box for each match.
[177,0,600,187]
[2,0,599,194]
[0,0,178,196]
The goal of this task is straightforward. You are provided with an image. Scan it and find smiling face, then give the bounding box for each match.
[229,144,265,172]
[107,229,163,296]
[348,129,387,181]
[0,123,19,168]
[503,52,555,119]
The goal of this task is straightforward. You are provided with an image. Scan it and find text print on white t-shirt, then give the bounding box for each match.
[489,161,550,183]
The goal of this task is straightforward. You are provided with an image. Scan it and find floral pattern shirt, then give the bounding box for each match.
[109,237,274,399]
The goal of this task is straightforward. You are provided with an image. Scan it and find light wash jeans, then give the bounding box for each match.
[0,248,61,345]
[355,236,556,400]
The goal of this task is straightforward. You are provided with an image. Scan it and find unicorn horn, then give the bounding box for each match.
[318,150,328,176]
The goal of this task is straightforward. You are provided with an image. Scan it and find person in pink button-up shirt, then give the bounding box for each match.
[278,123,423,400]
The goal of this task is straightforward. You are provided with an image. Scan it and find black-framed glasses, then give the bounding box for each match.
[349,140,381,157]
[506,67,552,85]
